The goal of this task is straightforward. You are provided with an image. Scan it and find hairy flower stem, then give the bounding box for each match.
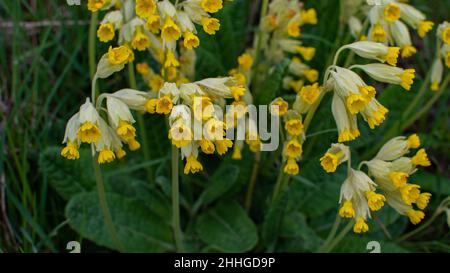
[245,151,261,212]
[88,11,123,252]
[171,146,184,252]
[251,0,270,90]
[89,13,98,90]
[397,197,450,242]
[93,156,124,251]
[322,220,354,253]
[127,63,153,181]
[318,214,341,252]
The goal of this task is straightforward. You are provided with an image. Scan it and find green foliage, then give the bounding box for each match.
[66,192,173,252]
[196,201,258,252]
[256,59,290,105]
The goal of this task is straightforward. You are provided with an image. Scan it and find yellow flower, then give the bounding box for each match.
[135,0,156,19]
[202,17,220,35]
[284,158,299,175]
[232,146,242,160]
[145,98,158,113]
[417,21,434,38]
[406,209,425,225]
[416,192,431,210]
[365,191,386,211]
[353,217,369,233]
[146,14,161,33]
[108,45,133,65]
[193,97,215,121]
[287,22,301,38]
[411,148,431,167]
[247,138,261,153]
[136,63,150,75]
[238,53,253,71]
[389,172,409,188]
[161,17,181,42]
[384,3,401,22]
[339,200,356,218]
[200,139,215,154]
[401,45,417,58]
[231,86,246,101]
[183,31,200,49]
[346,94,367,115]
[372,23,387,42]
[285,119,304,136]
[61,141,80,160]
[300,83,320,104]
[400,184,421,205]
[384,47,400,66]
[359,86,376,100]
[407,134,420,149]
[215,139,233,155]
[184,156,203,174]
[296,46,316,61]
[320,151,344,173]
[87,0,109,12]
[127,138,141,151]
[98,148,116,164]
[169,123,192,148]
[149,75,164,92]
[116,120,136,141]
[132,28,151,51]
[164,51,180,68]
[300,8,317,25]
[78,122,101,144]
[399,69,415,90]
[442,27,450,44]
[156,96,173,115]
[270,98,289,116]
[97,23,115,43]
[115,148,126,159]
[304,69,318,83]
[285,139,302,158]
[200,0,223,13]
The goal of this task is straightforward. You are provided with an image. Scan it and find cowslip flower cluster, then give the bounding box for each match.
[325,41,416,142]
[146,78,239,174]
[430,22,450,91]
[281,110,305,175]
[261,0,319,93]
[346,0,434,58]
[61,90,152,163]
[320,134,432,233]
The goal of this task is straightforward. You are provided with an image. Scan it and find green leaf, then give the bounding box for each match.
[39,147,95,200]
[106,177,172,224]
[278,212,323,252]
[256,59,290,105]
[65,192,173,252]
[197,165,240,207]
[261,191,289,252]
[196,201,258,252]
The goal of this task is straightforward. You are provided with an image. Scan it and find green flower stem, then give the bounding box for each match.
[88,12,123,252]
[127,63,153,181]
[251,0,270,88]
[323,220,353,253]
[245,151,261,212]
[89,12,98,86]
[318,214,341,253]
[403,73,450,130]
[171,146,184,252]
[93,155,124,251]
[396,197,450,243]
